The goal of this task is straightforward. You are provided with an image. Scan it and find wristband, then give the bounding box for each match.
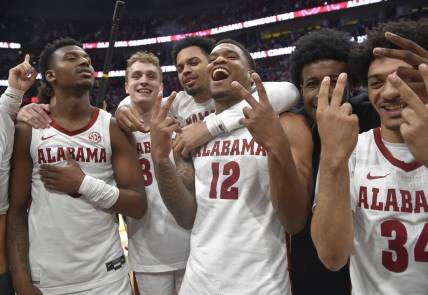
[78,175,119,209]
[204,114,226,136]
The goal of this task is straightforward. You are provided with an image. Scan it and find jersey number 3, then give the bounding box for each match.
[209,161,240,199]
[139,158,153,186]
[381,220,428,272]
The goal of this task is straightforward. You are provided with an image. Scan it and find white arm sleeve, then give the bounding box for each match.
[0,110,15,214]
[117,96,132,109]
[205,81,300,136]
[0,87,25,118]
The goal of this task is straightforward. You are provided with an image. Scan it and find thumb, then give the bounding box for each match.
[24,53,30,64]
[65,150,78,167]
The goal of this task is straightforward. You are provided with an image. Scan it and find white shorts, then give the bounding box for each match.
[135,269,185,295]
[41,276,132,295]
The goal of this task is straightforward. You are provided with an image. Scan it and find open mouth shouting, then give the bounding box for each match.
[212,67,230,82]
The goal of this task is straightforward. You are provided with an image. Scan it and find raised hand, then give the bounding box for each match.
[150,91,181,162]
[39,151,85,195]
[316,73,359,163]
[374,32,428,92]
[115,105,145,133]
[388,64,428,166]
[8,54,38,92]
[232,72,283,150]
[17,103,51,129]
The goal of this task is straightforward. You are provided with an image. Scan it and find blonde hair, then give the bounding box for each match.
[125,51,162,81]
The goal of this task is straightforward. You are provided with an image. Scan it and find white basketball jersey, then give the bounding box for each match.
[0,109,14,215]
[168,91,215,126]
[180,127,291,295]
[127,130,190,272]
[29,109,128,294]
[349,128,428,295]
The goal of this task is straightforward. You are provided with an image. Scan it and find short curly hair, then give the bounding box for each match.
[350,18,428,86]
[37,37,83,103]
[288,28,352,88]
[171,36,215,65]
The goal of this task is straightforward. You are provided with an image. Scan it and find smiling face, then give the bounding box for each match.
[207,42,252,102]
[301,59,348,120]
[367,57,427,135]
[125,61,162,111]
[46,45,95,91]
[176,46,210,99]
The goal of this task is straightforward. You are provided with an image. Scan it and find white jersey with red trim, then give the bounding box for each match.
[180,127,290,295]
[349,128,428,295]
[127,130,190,273]
[29,108,128,294]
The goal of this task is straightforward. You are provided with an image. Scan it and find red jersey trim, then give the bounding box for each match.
[373,127,422,172]
[51,108,100,136]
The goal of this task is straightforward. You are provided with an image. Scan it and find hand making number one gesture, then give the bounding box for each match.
[316,73,359,164]
[8,54,38,92]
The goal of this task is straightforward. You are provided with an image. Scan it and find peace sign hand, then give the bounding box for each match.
[150,91,181,163]
[374,32,428,94]
[388,64,428,166]
[232,72,284,150]
[316,73,359,164]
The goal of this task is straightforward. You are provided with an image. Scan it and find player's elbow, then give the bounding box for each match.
[176,218,194,230]
[318,251,349,271]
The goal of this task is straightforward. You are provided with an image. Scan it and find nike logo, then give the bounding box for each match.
[41,135,56,141]
[367,172,390,180]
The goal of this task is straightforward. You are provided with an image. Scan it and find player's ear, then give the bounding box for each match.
[45,70,56,83]
[125,80,129,95]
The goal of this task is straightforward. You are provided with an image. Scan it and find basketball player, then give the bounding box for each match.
[311,19,428,295]
[124,51,189,295]
[287,28,372,295]
[116,36,300,157]
[0,55,37,295]
[150,39,311,294]
[372,31,428,166]
[7,38,147,295]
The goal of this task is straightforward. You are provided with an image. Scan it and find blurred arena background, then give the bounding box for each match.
[0,0,426,113]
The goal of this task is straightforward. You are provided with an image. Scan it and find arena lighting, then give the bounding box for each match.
[0,0,385,50]
[0,42,21,49]
[0,34,367,86]
[82,0,385,49]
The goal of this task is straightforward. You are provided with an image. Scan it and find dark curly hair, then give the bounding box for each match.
[171,36,215,65]
[37,37,82,103]
[214,38,257,72]
[288,28,352,88]
[350,18,428,86]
